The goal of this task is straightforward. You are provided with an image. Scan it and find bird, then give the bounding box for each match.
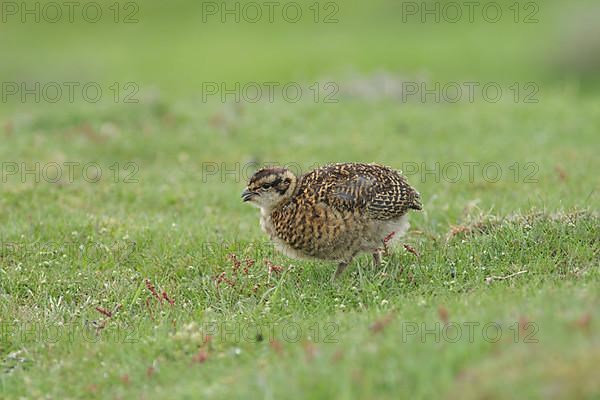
[241,163,422,280]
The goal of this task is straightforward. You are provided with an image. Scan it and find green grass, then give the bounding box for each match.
[0,88,598,398]
[1,0,600,398]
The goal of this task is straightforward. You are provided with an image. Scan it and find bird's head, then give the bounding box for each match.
[241,167,298,210]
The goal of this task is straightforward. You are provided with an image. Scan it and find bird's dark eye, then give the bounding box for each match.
[261,183,270,190]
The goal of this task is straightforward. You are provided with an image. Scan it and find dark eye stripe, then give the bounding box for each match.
[274,186,288,195]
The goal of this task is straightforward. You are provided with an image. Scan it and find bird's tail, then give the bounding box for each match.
[409,191,423,211]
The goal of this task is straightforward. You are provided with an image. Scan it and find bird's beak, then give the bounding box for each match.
[241,188,257,202]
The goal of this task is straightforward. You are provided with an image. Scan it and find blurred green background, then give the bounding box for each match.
[2,0,600,113]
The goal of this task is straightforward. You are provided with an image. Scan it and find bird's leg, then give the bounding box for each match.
[332,260,350,282]
[372,250,383,267]
[382,231,396,256]
[371,231,396,268]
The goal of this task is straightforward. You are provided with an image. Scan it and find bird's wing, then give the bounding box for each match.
[325,166,421,219]
[327,175,377,211]
[364,177,422,219]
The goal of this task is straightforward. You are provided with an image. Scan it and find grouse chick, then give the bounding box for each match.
[241,163,422,280]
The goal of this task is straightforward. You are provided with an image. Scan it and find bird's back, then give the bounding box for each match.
[294,163,421,220]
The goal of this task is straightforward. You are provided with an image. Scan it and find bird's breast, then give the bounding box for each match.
[259,208,311,260]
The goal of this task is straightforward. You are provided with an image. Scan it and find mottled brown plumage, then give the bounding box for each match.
[241,163,422,280]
